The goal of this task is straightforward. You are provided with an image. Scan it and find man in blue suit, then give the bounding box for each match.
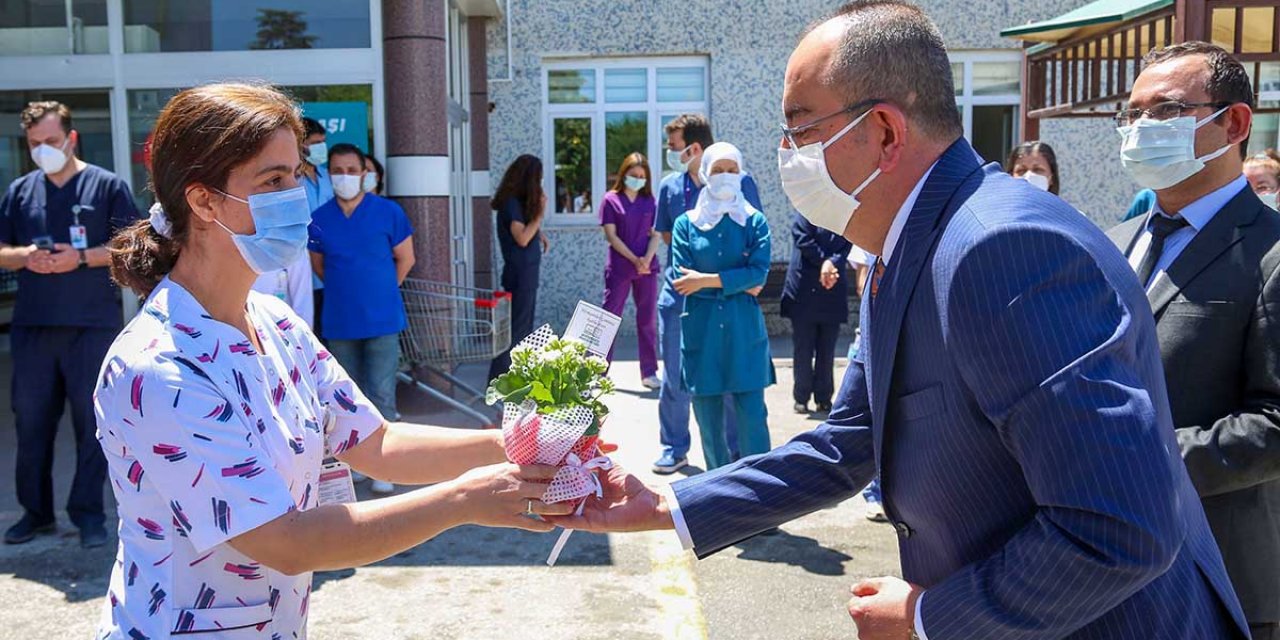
[552,2,1249,638]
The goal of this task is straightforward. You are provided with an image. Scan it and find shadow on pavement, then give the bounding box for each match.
[0,530,116,603]
[312,523,613,593]
[730,529,853,576]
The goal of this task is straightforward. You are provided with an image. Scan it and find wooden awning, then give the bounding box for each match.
[1004,0,1280,137]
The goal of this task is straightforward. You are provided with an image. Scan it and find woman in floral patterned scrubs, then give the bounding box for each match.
[93,83,570,639]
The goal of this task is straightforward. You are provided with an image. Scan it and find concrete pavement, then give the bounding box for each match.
[0,336,901,640]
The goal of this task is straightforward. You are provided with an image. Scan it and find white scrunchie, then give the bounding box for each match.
[148,202,173,239]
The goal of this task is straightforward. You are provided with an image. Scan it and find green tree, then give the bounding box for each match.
[250,9,316,50]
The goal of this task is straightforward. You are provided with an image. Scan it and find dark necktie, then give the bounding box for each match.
[1134,215,1190,287]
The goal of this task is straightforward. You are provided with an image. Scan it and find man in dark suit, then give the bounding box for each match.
[551,2,1250,638]
[1107,42,1280,640]
[781,211,852,414]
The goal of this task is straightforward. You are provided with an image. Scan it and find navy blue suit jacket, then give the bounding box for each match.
[672,140,1250,638]
[780,212,853,325]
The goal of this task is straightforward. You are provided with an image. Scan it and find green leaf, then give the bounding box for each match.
[529,382,555,405]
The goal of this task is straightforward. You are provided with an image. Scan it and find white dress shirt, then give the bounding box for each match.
[662,161,940,638]
[1126,175,1247,289]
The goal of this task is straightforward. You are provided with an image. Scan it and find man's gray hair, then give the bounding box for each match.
[814,0,963,141]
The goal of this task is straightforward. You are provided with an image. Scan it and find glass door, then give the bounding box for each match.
[446,3,472,289]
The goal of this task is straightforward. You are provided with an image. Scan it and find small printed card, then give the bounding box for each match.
[563,301,622,357]
[317,461,358,507]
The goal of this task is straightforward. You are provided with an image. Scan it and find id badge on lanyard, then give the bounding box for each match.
[318,406,358,507]
[69,204,91,250]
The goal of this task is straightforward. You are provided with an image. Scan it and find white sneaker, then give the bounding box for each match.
[641,375,662,390]
[370,480,395,494]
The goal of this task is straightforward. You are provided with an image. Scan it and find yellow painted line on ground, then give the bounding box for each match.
[647,530,707,640]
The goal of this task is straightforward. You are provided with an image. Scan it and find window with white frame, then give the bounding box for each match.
[951,51,1022,164]
[542,57,709,224]
[1246,62,1280,155]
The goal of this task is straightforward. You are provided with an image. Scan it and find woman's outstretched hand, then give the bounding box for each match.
[447,463,576,532]
[543,464,674,533]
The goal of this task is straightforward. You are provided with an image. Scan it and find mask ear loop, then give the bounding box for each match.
[821,107,875,150]
[1193,105,1236,164]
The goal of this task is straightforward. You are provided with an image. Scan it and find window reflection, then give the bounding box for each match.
[553,117,592,214]
[123,0,370,53]
[0,0,109,56]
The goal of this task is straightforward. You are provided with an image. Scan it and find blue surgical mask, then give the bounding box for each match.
[624,176,647,192]
[214,186,312,274]
[307,142,328,166]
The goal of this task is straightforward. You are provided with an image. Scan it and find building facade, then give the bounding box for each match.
[5,1,1277,337]
[484,0,1114,334]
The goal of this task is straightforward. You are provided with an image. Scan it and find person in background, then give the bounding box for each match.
[1005,140,1061,194]
[365,154,385,195]
[299,117,332,207]
[671,142,774,471]
[1124,188,1158,221]
[0,101,141,548]
[845,245,885,522]
[309,143,415,495]
[488,155,550,380]
[1244,149,1280,209]
[299,117,332,336]
[1108,41,1280,639]
[599,152,661,388]
[651,113,764,475]
[781,210,850,415]
[249,244,314,327]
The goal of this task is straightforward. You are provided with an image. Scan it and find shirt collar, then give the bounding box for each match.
[1151,174,1247,231]
[880,161,938,265]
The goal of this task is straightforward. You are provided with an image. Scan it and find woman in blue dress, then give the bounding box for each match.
[670,142,774,470]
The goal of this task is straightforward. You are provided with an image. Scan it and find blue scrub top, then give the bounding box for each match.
[1124,189,1156,222]
[308,194,413,340]
[0,164,140,328]
[495,197,542,273]
[655,171,762,291]
[301,164,333,213]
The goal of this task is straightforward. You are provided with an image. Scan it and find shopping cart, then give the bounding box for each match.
[398,278,512,426]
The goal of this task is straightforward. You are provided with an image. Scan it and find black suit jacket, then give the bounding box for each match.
[1109,186,1280,623]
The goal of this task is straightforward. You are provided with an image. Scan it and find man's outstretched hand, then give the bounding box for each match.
[544,464,674,533]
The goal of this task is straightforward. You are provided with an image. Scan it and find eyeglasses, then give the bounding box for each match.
[1113,101,1232,127]
[780,99,883,149]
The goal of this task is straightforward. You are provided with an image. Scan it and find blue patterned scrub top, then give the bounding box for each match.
[93,278,384,639]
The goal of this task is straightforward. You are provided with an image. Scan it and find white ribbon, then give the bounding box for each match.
[148,202,173,239]
[545,451,613,567]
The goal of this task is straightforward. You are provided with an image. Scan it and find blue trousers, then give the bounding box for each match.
[489,263,539,381]
[657,284,737,460]
[12,326,115,528]
[328,333,401,421]
[691,391,769,470]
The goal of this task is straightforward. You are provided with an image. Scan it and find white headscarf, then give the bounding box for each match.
[688,142,755,231]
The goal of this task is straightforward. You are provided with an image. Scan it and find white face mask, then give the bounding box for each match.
[332,174,363,200]
[1117,106,1232,191]
[777,108,880,235]
[1021,172,1051,191]
[665,145,696,174]
[30,138,70,175]
[362,172,378,193]
[307,142,329,166]
[1260,191,1279,210]
[706,172,742,201]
